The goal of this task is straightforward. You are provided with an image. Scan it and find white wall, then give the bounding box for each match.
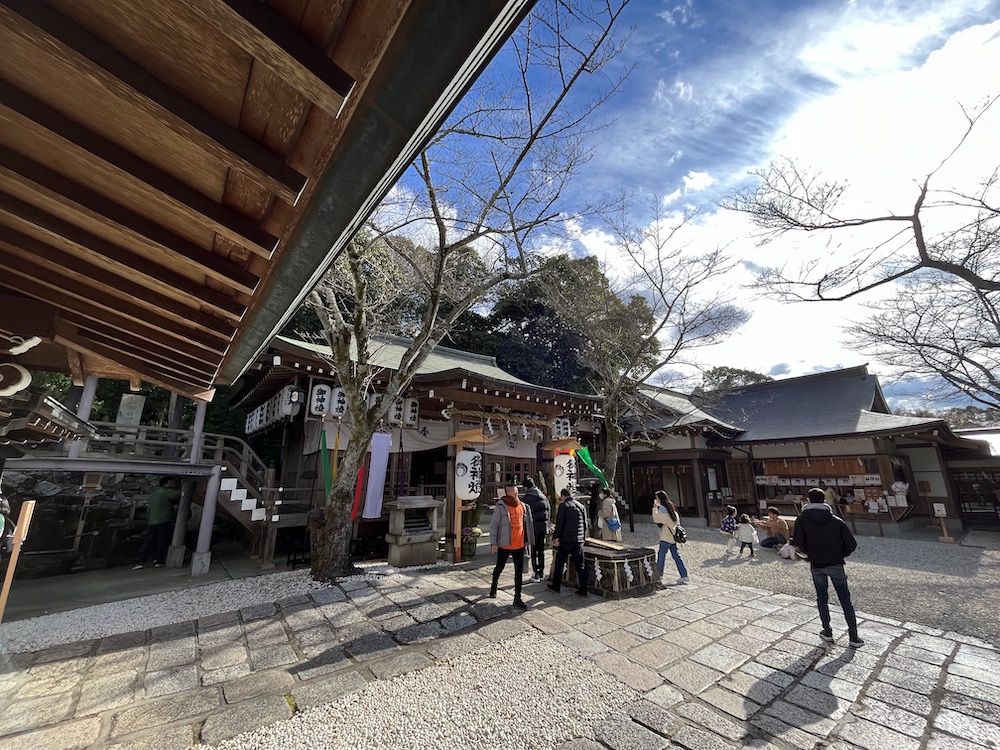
[901,446,948,498]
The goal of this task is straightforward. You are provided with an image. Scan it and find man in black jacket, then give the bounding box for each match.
[521,477,551,583]
[793,487,863,647]
[547,488,588,597]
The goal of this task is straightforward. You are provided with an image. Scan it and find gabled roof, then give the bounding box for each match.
[698,366,950,443]
[633,385,739,434]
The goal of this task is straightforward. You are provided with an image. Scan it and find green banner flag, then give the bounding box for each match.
[320,425,333,505]
[576,446,609,488]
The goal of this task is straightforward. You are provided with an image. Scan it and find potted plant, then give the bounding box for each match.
[461,526,482,558]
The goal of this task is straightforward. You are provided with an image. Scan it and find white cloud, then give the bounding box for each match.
[682,171,714,191]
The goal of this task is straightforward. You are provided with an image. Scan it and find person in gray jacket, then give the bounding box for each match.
[547,488,589,597]
[489,484,534,609]
[520,477,550,583]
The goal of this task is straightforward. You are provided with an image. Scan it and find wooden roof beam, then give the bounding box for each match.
[0,192,245,319]
[0,146,259,295]
[0,0,307,205]
[0,230,237,340]
[188,0,356,118]
[0,80,278,258]
[66,325,219,384]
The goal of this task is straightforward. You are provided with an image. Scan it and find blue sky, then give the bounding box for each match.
[561,0,1000,406]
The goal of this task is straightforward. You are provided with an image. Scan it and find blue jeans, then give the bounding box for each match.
[811,564,858,636]
[657,540,688,578]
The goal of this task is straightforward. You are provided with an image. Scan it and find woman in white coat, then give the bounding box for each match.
[652,490,689,584]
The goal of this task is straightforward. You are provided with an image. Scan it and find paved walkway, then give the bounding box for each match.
[1,552,998,750]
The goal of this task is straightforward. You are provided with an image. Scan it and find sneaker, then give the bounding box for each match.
[677,577,690,585]
[796,551,809,560]
[848,636,865,648]
[819,628,834,643]
[512,599,529,610]
[153,563,162,568]
[132,564,144,570]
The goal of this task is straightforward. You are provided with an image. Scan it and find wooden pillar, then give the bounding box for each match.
[445,416,459,562]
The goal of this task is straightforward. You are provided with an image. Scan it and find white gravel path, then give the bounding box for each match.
[206,630,638,750]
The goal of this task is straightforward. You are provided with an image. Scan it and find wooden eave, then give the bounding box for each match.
[0,0,533,402]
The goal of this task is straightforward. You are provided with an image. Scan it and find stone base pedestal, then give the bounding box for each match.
[190,550,212,577]
[388,540,438,568]
[166,544,186,569]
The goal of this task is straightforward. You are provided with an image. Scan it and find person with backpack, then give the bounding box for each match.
[489,483,534,609]
[548,487,589,597]
[652,490,689,584]
[520,477,551,583]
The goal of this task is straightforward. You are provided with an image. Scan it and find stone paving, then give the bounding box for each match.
[1,560,999,749]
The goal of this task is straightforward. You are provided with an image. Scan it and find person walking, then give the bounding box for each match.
[598,488,622,542]
[793,487,864,647]
[548,487,589,597]
[489,483,534,609]
[652,490,689,584]
[520,477,550,583]
[720,505,738,555]
[133,476,180,569]
[734,514,759,558]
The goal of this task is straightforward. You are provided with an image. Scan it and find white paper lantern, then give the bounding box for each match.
[330,387,349,417]
[455,449,483,501]
[553,452,577,497]
[388,399,404,426]
[404,398,420,426]
[309,383,333,416]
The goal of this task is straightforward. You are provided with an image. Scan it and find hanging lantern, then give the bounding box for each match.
[388,399,404,426]
[310,383,333,416]
[328,387,348,417]
[403,398,420,426]
[553,452,577,497]
[455,449,483,501]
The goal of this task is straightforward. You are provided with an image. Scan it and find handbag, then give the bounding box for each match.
[672,524,688,544]
[606,516,622,532]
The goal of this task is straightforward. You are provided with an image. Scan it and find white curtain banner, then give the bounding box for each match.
[362,432,392,519]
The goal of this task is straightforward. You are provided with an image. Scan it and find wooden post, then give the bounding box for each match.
[0,500,36,623]
[938,515,955,543]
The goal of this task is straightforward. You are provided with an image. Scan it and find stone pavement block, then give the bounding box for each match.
[441,612,477,632]
[146,637,197,671]
[717,670,784,706]
[878,666,938,695]
[198,624,243,647]
[812,656,873,686]
[239,602,277,621]
[626,698,680,736]
[310,586,347,605]
[661,660,724,695]
[291,668,369,711]
[624,621,667,640]
[380,613,419,632]
[319,601,367,626]
[244,620,289,648]
[763,700,835,737]
[144,664,199,697]
[701,686,761,721]
[396,621,446,645]
[89,647,146,676]
[673,701,747,740]
[477,618,531,642]
[737,660,795,689]
[284,606,328,632]
[925,732,994,750]
[1,716,101,750]
[198,611,239,629]
[689,620,732,641]
[222,669,294,704]
[672,725,740,750]
[902,632,957,656]
[426,631,489,662]
[602,610,644,627]
[578,617,619,638]
[691,643,751,674]
[32,641,94,664]
[249,643,299,671]
[110,690,219,736]
[105,724,196,750]
[28,659,86,681]
[367,650,433,680]
[97,631,148,653]
[366,602,404,620]
[885,653,945,679]
[688,599,729,616]
[202,662,252,686]
[276,593,311,608]
[75,670,138,716]
[933,707,1000,748]
[784,684,853,720]
[657,626,711,653]
[199,694,292,745]
[592,652,663,691]
[752,618,799,635]
[864,681,932,716]
[150,621,195,639]
[798,671,862,702]
[749,710,822,750]
[0,691,74,735]
[892,642,948,666]
[836,717,922,750]
[940,689,1000,724]
[953,642,1000,667]
[754,649,814,678]
[200,643,248,671]
[15,672,82,700]
[947,660,1000,688]
[645,684,684,708]
[944,672,1000,705]
[600,630,645,653]
[593,715,668,750]
[293,647,349,681]
[294,625,337,646]
[408,602,448,623]
[856,697,926,738]
[628,638,686,670]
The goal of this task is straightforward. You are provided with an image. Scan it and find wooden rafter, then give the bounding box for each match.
[66,326,218,384]
[0,0,307,204]
[187,0,356,118]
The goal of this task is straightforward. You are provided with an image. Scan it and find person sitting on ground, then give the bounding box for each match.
[548,488,589,597]
[754,506,790,549]
[520,477,550,584]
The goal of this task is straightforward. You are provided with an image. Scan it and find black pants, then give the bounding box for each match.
[138,522,172,565]
[491,547,525,601]
[551,543,587,594]
[760,533,786,549]
[531,531,546,577]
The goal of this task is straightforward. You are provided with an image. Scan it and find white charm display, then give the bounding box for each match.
[455,449,483,501]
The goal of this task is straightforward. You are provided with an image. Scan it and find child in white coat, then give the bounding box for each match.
[734,514,759,558]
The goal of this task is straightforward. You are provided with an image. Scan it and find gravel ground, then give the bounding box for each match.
[207,630,639,750]
[627,522,1000,647]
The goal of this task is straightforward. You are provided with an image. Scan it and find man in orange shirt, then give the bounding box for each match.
[489,483,534,610]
